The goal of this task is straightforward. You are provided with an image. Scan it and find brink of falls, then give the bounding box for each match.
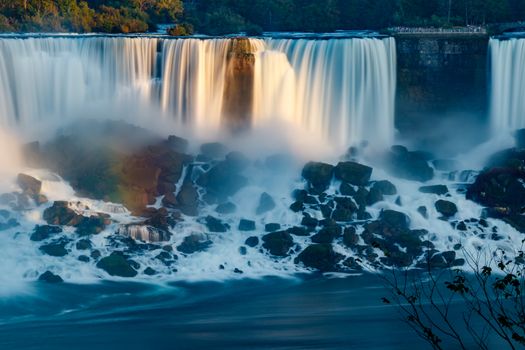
[0,35,396,148]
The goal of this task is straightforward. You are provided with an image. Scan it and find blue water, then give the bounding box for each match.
[0,275,434,350]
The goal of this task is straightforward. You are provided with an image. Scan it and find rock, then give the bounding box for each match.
[0,218,19,231]
[238,219,256,231]
[197,161,248,200]
[380,210,410,230]
[516,129,525,149]
[176,181,199,216]
[162,192,178,208]
[456,221,467,231]
[302,162,334,193]
[200,142,227,159]
[435,200,458,217]
[216,202,237,214]
[76,239,92,250]
[75,214,108,236]
[43,201,82,226]
[167,135,189,153]
[289,201,304,212]
[343,227,359,247]
[144,267,157,276]
[331,208,354,222]
[295,244,342,271]
[419,185,449,195]
[372,180,397,196]
[157,181,176,196]
[78,255,90,262]
[311,225,342,244]
[245,236,259,247]
[432,159,459,171]
[38,271,63,283]
[262,231,294,256]
[177,234,212,254]
[96,253,137,277]
[30,225,62,241]
[418,206,428,218]
[301,215,318,228]
[225,151,250,171]
[40,241,68,257]
[256,192,276,215]
[287,226,309,236]
[467,167,525,210]
[205,216,229,232]
[265,223,281,232]
[17,173,42,195]
[385,146,434,182]
[334,161,373,186]
[117,224,171,242]
[366,187,383,205]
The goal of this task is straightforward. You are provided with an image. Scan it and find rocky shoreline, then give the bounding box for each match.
[2,121,525,282]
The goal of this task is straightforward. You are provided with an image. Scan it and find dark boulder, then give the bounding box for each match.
[167,135,189,153]
[96,253,137,277]
[200,142,228,159]
[380,210,410,230]
[334,161,373,186]
[238,219,256,231]
[197,161,248,200]
[40,240,68,257]
[30,225,62,241]
[302,162,334,193]
[467,168,525,210]
[205,216,229,232]
[265,223,281,232]
[256,192,276,215]
[216,202,236,214]
[372,180,397,196]
[176,181,199,216]
[287,226,309,236]
[262,231,294,256]
[76,239,92,250]
[435,200,458,218]
[311,225,342,244]
[75,214,109,236]
[245,236,259,247]
[343,227,359,247]
[366,187,383,205]
[43,201,82,226]
[295,244,342,271]
[177,234,212,254]
[38,271,63,283]
[419,185,449,195]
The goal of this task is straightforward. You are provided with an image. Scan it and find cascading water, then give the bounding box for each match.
[253,38,396,147]
[0,35,396,148]
[489,37,525,133]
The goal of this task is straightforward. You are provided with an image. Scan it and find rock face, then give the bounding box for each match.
[197,161,248,202]
[43,201,82,226]
[222,38,256,131]
[334,161,373,186]
[17,174,42,195]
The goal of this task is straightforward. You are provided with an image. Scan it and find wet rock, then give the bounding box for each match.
[343,227,359,247]
[78,255,90,262]
[161,192,178,208]
[157,181,176,196]
[117,224,171,242]
[239,246,247,255]
[17,173,42,195]
[256,192,276,215]
[245,236,259,247]
[176,181,199,216]
[30,225,63,241]
[456,221,467,231]
[197,161,248,200]
[435,200,458,218]
[419,185,449,195]
[38,271,63,283]
[239,219,256,231]
[0,218,19,231]
[200,142,228,159]
[76,239,92,250]
[372,180,397,196]
[225,151,250,172]
[302,162,334,193]
[366,187,383,205]
[289,201,304,212]
[43,201,82,226]
[385,146,434,182]
[91,250,101,259]
[301,215,318,228]
[417,206,428,218]
[295,244,342,272]
[287,226,309,236]
[97,253,137,277]
[262,231,294,256]
[40,240,68,257]
[467,167,525,210]
[144,267,157,276]
[177,234,212,254]
[205,216,229,232]
[343,257,363,271]
[75,214,109,236]
[334,161,373,186]
[265,223,281,232]
[311,225,342,244]
[380,210,410,230]
[216,202,237,214]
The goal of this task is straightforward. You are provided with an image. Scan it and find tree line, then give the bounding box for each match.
[0,0,524,34]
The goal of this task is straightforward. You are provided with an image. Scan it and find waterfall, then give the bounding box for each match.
[0,35,396,148]
[254,37,397,147]
[490,38,525,133]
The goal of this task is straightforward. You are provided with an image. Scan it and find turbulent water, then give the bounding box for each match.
[0,35,396,148]
[490,37,525,133]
